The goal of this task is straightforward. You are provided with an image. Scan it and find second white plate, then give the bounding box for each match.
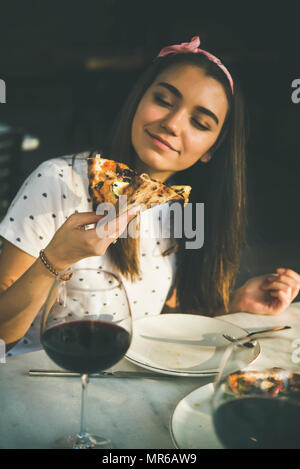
[126,314,260,376]
[170,384,222,449]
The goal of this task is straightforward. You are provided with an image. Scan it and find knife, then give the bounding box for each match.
[29,369,181,378]
[28,369,214,378]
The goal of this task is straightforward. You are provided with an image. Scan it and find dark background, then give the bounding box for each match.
[0,0,299,290]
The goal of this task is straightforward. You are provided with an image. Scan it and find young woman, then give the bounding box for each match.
[0,37,299,355]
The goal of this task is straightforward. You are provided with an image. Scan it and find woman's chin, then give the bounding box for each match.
[136,149,176,173]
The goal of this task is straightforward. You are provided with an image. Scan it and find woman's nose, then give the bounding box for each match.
[160,109,185,135]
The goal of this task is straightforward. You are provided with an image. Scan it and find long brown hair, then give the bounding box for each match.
[100,52,247,315]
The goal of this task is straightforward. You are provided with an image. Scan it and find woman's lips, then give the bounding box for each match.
[146,130,178,152]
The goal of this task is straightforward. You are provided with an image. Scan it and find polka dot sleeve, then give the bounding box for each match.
[0,158,73,258]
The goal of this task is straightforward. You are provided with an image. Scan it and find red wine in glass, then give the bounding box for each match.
[40,268,132,449]
[42,320,131,374]
[212,337,300,449]
[213,396,300,449]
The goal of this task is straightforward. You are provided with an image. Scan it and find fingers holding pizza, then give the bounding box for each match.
[91,204,141,248]
[45,155,190,273]
[44,206,141,273]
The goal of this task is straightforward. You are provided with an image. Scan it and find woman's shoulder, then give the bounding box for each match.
[24,152,91,192]
[33,151,90,174]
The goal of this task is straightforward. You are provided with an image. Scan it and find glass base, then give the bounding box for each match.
[52,433,113,449]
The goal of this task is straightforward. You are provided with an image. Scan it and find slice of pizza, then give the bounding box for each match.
[121,173,186,211]
[170,185,192,206]
[87,156,191,212]
[87,156,136,210]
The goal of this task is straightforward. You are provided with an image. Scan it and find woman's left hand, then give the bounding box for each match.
[230,268,300,315]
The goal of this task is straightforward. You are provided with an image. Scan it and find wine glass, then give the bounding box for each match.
[40,268,132,449]
[212,334,300,449]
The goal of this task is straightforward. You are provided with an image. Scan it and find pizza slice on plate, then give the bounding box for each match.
[87,156,191,213]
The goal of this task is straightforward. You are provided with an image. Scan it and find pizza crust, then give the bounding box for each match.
[87,156,191,213]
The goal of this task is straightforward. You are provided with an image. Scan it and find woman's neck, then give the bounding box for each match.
[134,158,175,183]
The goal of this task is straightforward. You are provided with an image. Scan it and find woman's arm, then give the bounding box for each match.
[0,208,140,345]
[0,241,57,344]
[228,268,300,315]
[162,268,300,317]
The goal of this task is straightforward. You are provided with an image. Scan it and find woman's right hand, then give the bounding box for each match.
[44,206,141,272]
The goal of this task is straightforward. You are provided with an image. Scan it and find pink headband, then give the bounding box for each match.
[157,36,234,94]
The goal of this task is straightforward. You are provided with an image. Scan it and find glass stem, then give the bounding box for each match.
[79,373,89,437]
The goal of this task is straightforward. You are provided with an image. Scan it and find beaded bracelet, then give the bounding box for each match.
[39,249,72,281]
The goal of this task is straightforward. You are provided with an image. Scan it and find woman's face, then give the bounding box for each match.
[131,63,229,181]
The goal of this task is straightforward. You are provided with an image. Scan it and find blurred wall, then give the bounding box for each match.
[0,0,299,285]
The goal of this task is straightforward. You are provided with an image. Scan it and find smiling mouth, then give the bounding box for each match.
[146,130,178,153]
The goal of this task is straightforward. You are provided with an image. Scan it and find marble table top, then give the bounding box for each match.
[1,302,300,449]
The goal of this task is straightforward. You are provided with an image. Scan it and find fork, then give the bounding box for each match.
[223,325,291,345]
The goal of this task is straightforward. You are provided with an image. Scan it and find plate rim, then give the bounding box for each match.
[125,355,218,377]
[169,382,220,449]
[126,313,260,376]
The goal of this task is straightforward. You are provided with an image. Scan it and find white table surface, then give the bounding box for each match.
[1,303,299,449]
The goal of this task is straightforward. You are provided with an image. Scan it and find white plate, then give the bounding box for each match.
[126,314,260,376]
[170,384,222,449]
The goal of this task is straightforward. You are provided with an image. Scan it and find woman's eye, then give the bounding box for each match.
[192,118,209,131]
[154,95,172,107]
